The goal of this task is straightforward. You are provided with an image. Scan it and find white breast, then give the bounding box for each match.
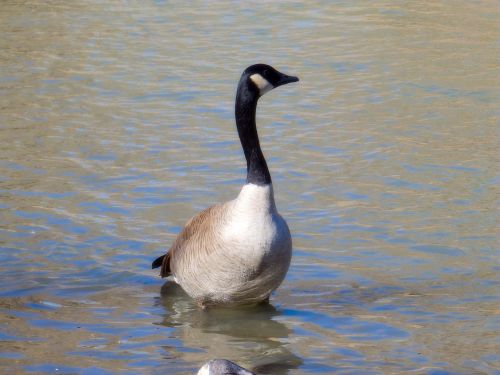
[223,183,290,268]
[226,184,276,247]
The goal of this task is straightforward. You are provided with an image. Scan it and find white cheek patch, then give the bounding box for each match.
[197,363,210,375]
[250,73,274,96]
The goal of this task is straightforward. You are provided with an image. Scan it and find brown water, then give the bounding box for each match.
[1,1,499,374]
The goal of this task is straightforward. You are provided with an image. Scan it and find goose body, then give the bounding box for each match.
[152,64,298,307]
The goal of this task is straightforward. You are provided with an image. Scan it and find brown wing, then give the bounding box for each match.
[151,204,227,278]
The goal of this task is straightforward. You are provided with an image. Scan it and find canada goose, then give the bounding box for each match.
[152,64,298,307]
[197,359,255,375]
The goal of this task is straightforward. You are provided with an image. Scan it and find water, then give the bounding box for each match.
[1,1,498,374]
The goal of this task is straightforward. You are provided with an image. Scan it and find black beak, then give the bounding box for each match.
[276,73,299,87]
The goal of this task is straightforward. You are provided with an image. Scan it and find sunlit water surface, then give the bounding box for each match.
[1,1,498,374]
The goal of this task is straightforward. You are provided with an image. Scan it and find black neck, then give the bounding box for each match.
[235,76,271,186]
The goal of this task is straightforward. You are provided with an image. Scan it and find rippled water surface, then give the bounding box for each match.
[1,1,499,374]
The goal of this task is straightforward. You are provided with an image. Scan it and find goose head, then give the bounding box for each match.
[243,64,299,97]
[197,359,255,375]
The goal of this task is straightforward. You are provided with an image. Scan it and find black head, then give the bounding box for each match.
[243,64,299,96]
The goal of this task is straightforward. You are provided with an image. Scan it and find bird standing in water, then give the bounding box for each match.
[152,64,299,308]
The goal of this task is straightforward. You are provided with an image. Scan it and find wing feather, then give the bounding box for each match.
[152,203,227,278]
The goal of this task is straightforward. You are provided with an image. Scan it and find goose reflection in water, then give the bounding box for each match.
[155,282,302,374]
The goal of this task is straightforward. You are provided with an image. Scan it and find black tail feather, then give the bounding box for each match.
[152,254,165,269]
[152,252,172,278]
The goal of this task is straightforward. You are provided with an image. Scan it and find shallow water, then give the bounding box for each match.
[1,1,499,374]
